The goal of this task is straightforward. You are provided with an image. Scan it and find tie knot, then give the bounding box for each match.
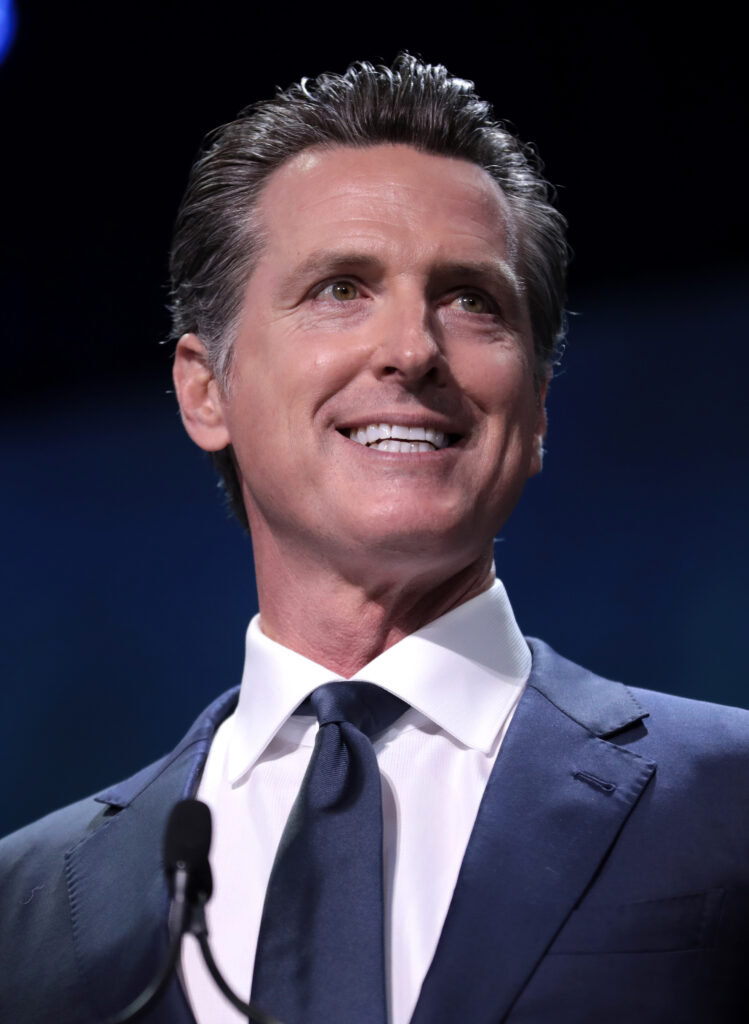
[308,681,407,737]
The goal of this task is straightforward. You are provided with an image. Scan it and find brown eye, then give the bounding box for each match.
[330,281,358,301]
[455,292,489,313]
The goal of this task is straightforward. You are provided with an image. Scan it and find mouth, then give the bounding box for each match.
[338,423,461,453]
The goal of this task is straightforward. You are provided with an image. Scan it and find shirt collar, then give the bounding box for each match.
[228,578,530,783]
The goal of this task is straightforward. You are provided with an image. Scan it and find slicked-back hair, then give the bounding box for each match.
[169,54,569,530]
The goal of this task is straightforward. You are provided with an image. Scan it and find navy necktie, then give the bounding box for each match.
[251,681,408,1024]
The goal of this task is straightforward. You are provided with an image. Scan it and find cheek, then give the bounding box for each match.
[267,315,371,392]
[305,345,366,394]
[462,349,537,425]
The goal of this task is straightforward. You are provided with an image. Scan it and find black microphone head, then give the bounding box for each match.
[164,799,213,901]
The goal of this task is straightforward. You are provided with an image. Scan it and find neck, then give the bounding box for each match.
[253,539,496,677]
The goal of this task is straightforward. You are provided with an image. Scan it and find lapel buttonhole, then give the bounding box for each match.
[573,769,617,794]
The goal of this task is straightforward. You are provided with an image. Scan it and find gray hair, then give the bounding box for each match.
[169,53,569,529]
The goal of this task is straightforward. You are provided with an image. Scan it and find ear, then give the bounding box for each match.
[527,377,549,478]
[172,333,232,452]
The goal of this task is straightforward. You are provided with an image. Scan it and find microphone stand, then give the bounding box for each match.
[108,870,191,1024]
[187,901,275,1021]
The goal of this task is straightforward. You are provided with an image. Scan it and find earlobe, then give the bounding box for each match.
[531,432,546,475]
[528,379,549,478]
[172,333,232,452]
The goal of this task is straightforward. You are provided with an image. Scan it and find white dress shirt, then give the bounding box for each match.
[181,578,531,1024]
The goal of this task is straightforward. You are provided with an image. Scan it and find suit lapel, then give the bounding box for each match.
[411,640,656,1024]
[64,688,239,1023]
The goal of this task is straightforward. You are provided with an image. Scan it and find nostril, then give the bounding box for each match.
[380,362,442,382]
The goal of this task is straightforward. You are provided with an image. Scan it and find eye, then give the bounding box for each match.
[322,280,359,302]
[451,291,493,314]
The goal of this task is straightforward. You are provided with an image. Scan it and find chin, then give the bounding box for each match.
[343,514,487,567]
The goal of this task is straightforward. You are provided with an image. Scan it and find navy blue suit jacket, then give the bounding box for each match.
[2,639,749,1022]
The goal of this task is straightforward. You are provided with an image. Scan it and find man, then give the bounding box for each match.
[2,55,748,1024]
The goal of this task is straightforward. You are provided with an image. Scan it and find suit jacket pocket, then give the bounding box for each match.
[548,889,725,954]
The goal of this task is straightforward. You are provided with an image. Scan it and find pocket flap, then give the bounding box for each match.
[549,889,725,954]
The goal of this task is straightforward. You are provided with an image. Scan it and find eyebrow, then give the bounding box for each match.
[430,259,523,296]
[275,250,385,302]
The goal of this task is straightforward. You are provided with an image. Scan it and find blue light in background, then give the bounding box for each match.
[0,0,17,65]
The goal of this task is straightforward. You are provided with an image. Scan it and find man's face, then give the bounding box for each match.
[217,144,546,578]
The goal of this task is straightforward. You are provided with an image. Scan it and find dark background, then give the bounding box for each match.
[1,3,746,836]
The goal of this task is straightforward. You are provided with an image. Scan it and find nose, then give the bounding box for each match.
[371,291,445,386]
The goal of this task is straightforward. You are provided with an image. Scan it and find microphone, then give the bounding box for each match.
[108,799,281,1024]
[164,798,213,905]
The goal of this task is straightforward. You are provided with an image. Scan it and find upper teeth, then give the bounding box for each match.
[348,424,448,452]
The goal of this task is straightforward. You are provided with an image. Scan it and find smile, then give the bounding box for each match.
[342,424,454,453]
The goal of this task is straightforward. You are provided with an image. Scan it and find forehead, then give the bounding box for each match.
[253,143,518,269]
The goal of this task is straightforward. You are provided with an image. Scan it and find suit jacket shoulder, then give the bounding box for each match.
[518,640,749,1021]
[412,639,749,1024]
[0,687,239,1024]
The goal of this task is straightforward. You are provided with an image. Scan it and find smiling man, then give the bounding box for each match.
[2,55,749,1024]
